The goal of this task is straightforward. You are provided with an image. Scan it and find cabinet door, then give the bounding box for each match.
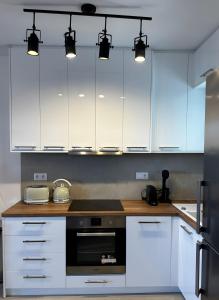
[151,52,188,152]
[40,48,68,152]
[126,216,172,287]
[178,219,200,300]
[68,47,96,151]
[10,47,40,151]
[96,48,124,151]
[123,49,151,153]
[187,84,205,153]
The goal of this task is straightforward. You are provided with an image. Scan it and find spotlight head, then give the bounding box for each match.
[65,31,76,59]
[133,35,149,63]
[99,36,111,60]
[27,31,39,56]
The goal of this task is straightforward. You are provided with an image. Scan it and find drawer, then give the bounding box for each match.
[126,216,171,233]
[5,269,66,289]
[66,275,125,288]
[4,235,65,254]
[5,252,65,272]
[4,217,65,236]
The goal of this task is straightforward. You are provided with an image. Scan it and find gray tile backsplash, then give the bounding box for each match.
[21,153,204,201]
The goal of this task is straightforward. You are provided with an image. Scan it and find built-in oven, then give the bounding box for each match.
[66,216,126,275]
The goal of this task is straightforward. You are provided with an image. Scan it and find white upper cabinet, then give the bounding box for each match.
[40,48,68,152]
[95,48,124,151]
[192,28,219,87]
[126,216,172,287]
[123,49,151,153]
[10,47,40,151]
[68,47,96,151]
[151,52,189,152]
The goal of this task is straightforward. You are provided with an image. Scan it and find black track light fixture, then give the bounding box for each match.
[65,14,76,59]
[96,17,113,60]
[133,19,149,63]
[24,12,43,56]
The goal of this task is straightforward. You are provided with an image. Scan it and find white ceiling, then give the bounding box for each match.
[0,0,219,50]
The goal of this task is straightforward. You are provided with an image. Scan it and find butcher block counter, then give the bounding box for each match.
[2,200,196,229]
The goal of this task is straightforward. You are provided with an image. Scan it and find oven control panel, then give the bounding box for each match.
[66,216,126,229]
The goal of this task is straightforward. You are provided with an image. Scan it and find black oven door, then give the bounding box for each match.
[66,228,126,275]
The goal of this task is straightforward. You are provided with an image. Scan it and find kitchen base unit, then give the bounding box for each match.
[2,206,200,298]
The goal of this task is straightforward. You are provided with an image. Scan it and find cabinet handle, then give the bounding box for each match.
[43,146,65,150]
[22,222,47,225]
[99,147,121,152]
[70,147,94,152]
[197,180,206,234]
[159,146,180,150]
[180,225,193,235]
[13,146,36,150]
[126,147,148,152]
[138,221,161,224]
[85,280,111,284]
[23,275,47,279]
[23,257,47,261]
[22,240,47,243]
[77,232,116,237]
[200,68,214,78]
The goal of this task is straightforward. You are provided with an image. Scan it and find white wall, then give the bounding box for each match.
[0,47,21,213]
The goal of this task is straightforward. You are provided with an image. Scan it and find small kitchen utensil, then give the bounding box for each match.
[159,169,170,203]
[53,179,71,203]
[141,185,158,206]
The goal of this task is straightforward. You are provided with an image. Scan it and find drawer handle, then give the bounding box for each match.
[13,146,36,151]
[85,280,111,284]
[126,147,148,152]
[22,222,47,225]
[77,232,116,237]
[180,225,193,235]
[159,146,180,149]
[138,221,161,224]
[22,240,47,243]
[44,146,65,151]
[23,275,47,279]
[23,257,47,261]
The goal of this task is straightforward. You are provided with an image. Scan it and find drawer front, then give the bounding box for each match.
[4,217,66,236]
[127,216,171,233]
[66,275,125,288]
[4,235,65,254]
[5,252,65,272]
[5,269,66,289]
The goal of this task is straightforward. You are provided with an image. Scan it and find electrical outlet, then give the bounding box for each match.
[34,173,47,181]
[136,172,149,180]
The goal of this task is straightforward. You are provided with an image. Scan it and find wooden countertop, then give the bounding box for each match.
[1,200,197,229]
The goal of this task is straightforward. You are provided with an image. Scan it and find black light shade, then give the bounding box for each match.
[65,34,76,59]
[99,36,110,60]
[27,32,39,56]
[134,39,146,62]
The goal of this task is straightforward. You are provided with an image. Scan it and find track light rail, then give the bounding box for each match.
[23,8,152,21]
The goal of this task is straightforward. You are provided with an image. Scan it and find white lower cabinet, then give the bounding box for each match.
[178,219,201,300]
[126,216,172,287]
[3,217,66,290]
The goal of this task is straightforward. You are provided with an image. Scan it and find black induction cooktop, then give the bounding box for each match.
[68,199,124,211]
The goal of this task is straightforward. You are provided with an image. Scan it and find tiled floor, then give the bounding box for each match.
[0,294,184,300]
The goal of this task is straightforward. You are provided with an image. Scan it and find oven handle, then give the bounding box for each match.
[76,232,116,237]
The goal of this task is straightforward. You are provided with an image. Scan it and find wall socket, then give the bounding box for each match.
[34,173,47,181]
[136,172,149,180]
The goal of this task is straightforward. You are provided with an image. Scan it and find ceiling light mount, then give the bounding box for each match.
[24,12,43,56]
[81,3,96,14]
[133,19,149,62]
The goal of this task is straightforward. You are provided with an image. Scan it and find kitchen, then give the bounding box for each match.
[0,1,219,300]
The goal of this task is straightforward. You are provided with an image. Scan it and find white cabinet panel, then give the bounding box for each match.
[152,52,188,152]
[126,216,172,287]
[68,47,96,150]
[40,48,68,151]
[96,48,124,150]
[123,49,151,153]
[178,219,201,300]
[10,47,40,151]
[187,84,205,152]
